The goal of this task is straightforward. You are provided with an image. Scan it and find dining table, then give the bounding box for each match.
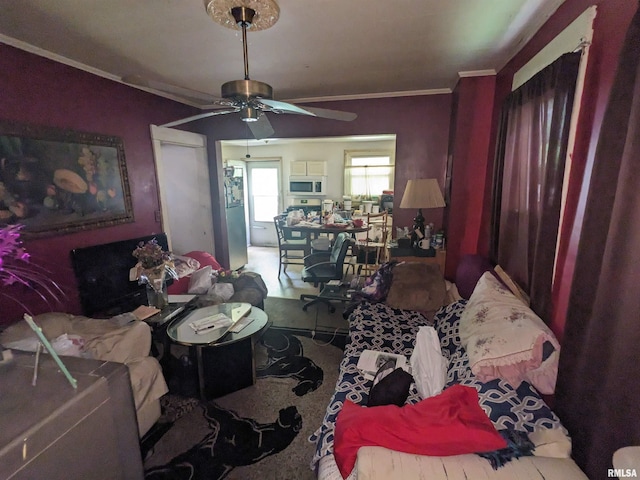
[281,222,369,254]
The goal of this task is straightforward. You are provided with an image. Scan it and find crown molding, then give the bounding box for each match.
[288,88,452,104]
[458,69,497,78]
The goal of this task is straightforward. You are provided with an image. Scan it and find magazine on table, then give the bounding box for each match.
[189,313,234,335]
[188,302,253,337]
[357,349,409,380]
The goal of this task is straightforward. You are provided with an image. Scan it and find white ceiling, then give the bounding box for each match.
[0,0,565,107]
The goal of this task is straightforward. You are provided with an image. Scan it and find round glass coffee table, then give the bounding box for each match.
[166,302,269,399]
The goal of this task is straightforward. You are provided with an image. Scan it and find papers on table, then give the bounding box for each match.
[189,313,233,335]
[188,303,253,336]
[230,316,255,333]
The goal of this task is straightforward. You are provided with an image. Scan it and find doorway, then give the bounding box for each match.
[150,125,215,255]
[246,159,281,246]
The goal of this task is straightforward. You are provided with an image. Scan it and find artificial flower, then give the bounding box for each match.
[213,268,239,283]
[0,224,63,310]
[132,238,177,291]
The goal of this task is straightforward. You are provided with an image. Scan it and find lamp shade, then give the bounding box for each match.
[399,179,446,209]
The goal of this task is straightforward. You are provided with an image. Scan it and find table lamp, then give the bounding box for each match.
[399,178,446,248]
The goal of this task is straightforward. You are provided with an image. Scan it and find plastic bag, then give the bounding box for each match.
[410,326,447,399]
[207,282,234,302]
[286,210,304,226]
[50,334,86,357]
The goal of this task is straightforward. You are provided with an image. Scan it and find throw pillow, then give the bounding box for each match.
[334,385,507,478]
[385,262,446,313]
[173,255,201,278]
[458,272,560,393]
[367,360,413,407]
[188,265,213,294]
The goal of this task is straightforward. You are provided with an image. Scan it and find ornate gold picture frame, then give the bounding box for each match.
[0,121,134,238]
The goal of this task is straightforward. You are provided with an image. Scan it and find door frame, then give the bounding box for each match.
[246,157,282,246]
[150,125,210,252]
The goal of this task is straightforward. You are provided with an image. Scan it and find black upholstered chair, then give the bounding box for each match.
[300,232,353,312]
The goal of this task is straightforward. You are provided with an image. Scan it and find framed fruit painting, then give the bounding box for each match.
[0,121,134,237]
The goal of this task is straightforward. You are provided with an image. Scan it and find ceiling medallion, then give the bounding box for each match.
[204,0,280,31]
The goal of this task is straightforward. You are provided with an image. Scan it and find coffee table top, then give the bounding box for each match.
[166,302,268,347]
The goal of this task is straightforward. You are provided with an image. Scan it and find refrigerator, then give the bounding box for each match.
[224,164,249,270]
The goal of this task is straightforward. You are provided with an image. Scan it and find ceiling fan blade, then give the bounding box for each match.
[297,105,358,122]
[259,99,357,121]
[121,74,218,104]
[247,114,275,139]
[160,108,239,128]
[259,99,316,116]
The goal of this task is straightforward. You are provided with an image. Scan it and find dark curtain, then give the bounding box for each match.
[555,3,640,478]
[490,52,581,322]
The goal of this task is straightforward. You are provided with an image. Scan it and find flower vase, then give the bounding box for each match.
[144,265,168,310]
[146,280,168,310]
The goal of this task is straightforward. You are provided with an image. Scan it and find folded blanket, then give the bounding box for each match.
[333,384,507,478]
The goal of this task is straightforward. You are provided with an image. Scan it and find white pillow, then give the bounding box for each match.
[459,272,560,393]
[188,265,213,294]
[173,255,201,278]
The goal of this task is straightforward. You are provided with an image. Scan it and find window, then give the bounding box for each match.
[344,150,394,200]
[490,52,581,322]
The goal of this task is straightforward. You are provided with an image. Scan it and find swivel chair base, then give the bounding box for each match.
[300,294,336,313]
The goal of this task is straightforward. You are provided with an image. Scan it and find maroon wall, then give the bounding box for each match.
[446,75,496,279]
[0,45,198,323]
[0,44,454,320]
[189,95,454,273]
[485,0,637,340]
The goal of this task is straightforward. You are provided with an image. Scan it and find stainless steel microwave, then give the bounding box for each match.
[288,175,327,196]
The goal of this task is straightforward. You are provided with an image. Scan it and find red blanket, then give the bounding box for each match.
[333,384,507,478]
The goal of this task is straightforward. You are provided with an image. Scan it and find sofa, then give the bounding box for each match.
[168,250,267,308]
[310,259,588,480]
[0,313,168,438]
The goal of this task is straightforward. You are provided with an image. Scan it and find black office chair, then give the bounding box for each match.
[300,232,353,312]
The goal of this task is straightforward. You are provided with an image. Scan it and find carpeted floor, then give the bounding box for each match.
[263,296,350,336]
[143,329,343,480]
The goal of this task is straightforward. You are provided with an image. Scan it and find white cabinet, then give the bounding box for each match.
[290,161,327,176]
[290,161,308,176]
[306,161,327,176]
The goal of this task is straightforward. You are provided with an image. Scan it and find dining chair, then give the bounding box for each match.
[273,215,309,276]
[353,210,390,277]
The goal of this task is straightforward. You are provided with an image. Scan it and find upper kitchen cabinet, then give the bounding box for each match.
[290,161,327,176]
[307,161,327,176]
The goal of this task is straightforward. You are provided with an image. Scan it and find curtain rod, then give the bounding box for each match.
[573,37,591,53]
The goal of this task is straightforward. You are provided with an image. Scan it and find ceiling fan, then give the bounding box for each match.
[124,5,357,139]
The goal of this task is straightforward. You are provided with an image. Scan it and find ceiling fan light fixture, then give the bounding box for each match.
[204,0,279,31]
[241,107,260,122]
